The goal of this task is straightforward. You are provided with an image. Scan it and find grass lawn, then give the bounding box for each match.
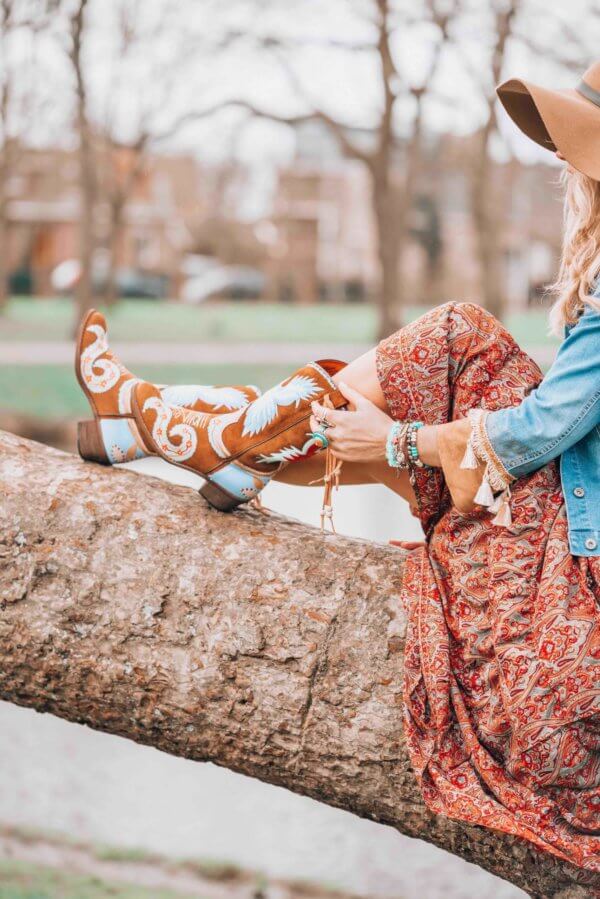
[1,297,377,344]
[0,297,558,346]
[0,858,203,899]
[0,363,293,418]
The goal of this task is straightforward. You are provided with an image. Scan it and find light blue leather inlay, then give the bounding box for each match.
[100,419,145,464]
[208,463,270,502]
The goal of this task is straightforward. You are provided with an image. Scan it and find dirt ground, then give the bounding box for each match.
[0,825,363,899]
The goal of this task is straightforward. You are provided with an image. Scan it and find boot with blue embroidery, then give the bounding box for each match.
[75,309,260,465]
[130,361,347,511]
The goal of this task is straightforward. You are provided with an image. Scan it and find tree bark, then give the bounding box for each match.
[0,429,597,899]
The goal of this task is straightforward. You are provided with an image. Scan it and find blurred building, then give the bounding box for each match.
[4,145,201,296]
[433,134,563,312]
[266,159,378,304]
[4,127,564,310]
[265,123,563,311]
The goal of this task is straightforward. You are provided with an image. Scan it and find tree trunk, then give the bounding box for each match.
[69,0,95,332]
[0,207,9,312]
[0,429,597,899]
[75,130,95,324]
[470,133,506,321]
[104,208,122,308]
[372,175,402,341]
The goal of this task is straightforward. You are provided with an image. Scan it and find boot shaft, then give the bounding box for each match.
[132,360,347,508]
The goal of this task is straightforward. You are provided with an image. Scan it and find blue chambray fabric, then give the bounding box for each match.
[485,284,600,556]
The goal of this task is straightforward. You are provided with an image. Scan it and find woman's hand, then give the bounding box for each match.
[310,382,393,463]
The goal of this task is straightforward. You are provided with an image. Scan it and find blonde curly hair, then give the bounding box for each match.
[549,167,600,336]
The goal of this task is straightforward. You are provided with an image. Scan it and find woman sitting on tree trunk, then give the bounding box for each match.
[74,63,600,872]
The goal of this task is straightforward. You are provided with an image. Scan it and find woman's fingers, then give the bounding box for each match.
[309,414,328,433]
[310,388,392,464]
[310,401,346,427]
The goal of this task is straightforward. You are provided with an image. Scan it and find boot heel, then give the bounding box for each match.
[78,419,110,464]
[200,479,242,512]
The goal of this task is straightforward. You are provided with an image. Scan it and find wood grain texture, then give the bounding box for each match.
[0,429,598,898]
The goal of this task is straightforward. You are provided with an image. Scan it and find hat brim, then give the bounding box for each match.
[497,77,600,181]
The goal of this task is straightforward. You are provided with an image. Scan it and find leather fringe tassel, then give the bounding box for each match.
[310,448,343,533]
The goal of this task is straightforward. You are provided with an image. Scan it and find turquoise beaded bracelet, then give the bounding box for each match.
[386,420,427,470]
[407,421,426,468]
[386,421,406,468]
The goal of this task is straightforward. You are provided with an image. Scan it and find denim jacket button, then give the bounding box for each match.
[585,538,598,551]
[573,486,586,498]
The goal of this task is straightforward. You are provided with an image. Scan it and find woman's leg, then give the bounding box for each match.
[275,303,543,519]
[274,347,418,506]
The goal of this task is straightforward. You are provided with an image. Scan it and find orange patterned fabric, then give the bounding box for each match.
[377,302,600,871]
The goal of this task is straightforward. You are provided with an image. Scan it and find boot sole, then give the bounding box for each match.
[199,479,242,512]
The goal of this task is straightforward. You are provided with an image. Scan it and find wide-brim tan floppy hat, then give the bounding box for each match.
[497,61,600,181]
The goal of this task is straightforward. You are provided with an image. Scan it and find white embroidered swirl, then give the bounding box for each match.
[81,324,121,395]
[143,396,198,462]
[207,406,245,458]
[118,377,142,414]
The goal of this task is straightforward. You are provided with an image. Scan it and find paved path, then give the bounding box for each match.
[0,341,558,367]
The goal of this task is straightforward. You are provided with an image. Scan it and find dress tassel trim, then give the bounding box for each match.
[491,487,512,527]
[474,475,494,507]
[460,439,479,470]
[459,408,514,527]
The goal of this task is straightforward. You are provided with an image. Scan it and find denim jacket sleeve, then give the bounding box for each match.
[485,306,600,479]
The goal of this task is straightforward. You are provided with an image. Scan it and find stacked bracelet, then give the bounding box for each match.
[386,421,409,468]
[407,421,426,468]
[386,420,427,470]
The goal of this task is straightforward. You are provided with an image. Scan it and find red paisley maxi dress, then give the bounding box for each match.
[376,302,600,872]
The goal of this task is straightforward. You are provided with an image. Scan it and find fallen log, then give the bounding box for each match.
[0,429,597,898]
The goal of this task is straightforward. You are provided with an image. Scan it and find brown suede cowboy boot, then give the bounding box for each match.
[131,361,347,511]
[75,309,261,465]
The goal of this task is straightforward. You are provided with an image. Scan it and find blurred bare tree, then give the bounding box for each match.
[2,0,600,332]
[57,0,236,322]
[0,1,15,312]
[465,0,522,322]
[188,0,600,335]
[462,0,595,319]
[66,0,94,321]
[219,0,461,338]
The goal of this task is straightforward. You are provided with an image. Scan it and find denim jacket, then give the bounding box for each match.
[485,297,600,556]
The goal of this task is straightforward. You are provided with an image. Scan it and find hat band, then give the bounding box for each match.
[577,79,600,109]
